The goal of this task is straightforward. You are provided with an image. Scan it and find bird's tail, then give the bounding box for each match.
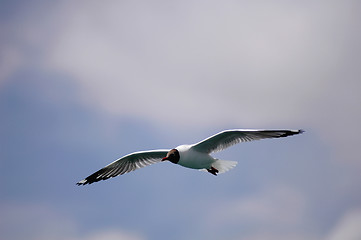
[211,159,237,174]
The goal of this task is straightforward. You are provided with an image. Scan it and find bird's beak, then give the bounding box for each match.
[162,157,168,161]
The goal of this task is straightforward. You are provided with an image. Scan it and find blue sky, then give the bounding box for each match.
[1,1,361,240]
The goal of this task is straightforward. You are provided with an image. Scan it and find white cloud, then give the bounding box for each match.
[36,0,359,128]
[327,209,361,240]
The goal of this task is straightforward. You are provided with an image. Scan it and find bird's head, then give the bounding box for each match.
[162,149,180,164]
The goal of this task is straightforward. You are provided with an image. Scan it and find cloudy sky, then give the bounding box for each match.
[1,0,361,239]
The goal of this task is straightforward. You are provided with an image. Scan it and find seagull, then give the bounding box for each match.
[77,129,303,185]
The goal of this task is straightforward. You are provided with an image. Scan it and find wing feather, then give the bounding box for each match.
[191,129,304,154]
[77,149,169,185]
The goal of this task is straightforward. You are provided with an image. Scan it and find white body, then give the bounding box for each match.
[176,145,215,169]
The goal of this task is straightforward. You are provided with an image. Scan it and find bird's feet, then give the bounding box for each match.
[207,167,219,176]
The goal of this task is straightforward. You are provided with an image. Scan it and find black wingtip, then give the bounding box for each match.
[76,167,111,186]
[76,177,101,186]
[76,180,88,186]
[290,129,305,135]
[278,129,304,138]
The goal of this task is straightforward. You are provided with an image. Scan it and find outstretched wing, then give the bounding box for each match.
[191,129,303,154]
[77,149,169,185]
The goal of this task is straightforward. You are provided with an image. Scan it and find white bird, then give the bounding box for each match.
[77,129,303,185]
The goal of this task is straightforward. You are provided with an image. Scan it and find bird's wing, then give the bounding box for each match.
[77,149,169,185]
[191,129,303,154]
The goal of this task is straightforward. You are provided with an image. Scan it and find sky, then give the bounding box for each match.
[1,0,361,239]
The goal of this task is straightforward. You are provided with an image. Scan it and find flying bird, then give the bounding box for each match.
[77,129,303,185]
